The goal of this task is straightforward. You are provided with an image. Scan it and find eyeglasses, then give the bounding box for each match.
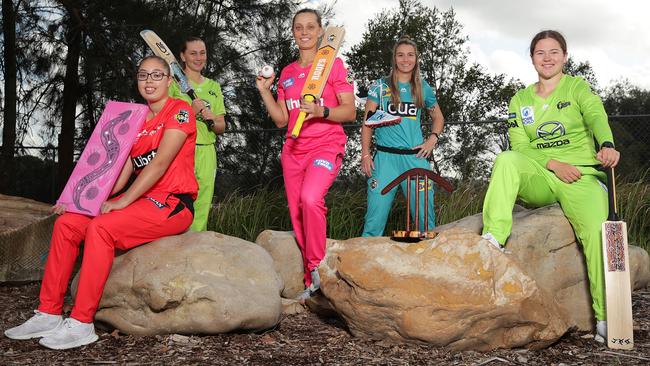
[136,71,169,81]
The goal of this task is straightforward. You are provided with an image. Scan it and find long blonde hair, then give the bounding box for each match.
[388,37,424,109]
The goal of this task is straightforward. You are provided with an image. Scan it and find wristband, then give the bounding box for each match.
[322,106,330,119]
[601,141,614,149]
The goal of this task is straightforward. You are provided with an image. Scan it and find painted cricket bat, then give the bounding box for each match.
[602,167,634,349]
[140,30,215,127]
[291,26,345,139]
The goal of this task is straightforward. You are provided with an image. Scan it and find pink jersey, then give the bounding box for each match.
[277,57,353,150]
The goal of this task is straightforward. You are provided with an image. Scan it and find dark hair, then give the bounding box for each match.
[292,8,322,28]
[180,36,205,54]
[529,30,567,56]
[388,36,425,109]
[138,55,170,74]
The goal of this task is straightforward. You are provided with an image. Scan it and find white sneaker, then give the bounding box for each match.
[4,310,63,340]
[482,232,506,253]
[595,320,607,343]
[296,269,322,303]
[38,318,98,350]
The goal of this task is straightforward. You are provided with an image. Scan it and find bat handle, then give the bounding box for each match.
[291,94,316,139]
[605,166,618,221]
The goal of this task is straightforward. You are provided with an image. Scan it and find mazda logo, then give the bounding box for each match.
[536,121,565,140]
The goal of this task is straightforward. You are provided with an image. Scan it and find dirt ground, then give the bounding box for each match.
[1,283,648,365]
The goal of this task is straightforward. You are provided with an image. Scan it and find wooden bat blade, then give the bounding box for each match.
[602,220,634,349]
[291,26,345,139]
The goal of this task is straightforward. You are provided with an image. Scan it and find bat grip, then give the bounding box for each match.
[291,94,316,139]
[605,167,618,221]
[185,89,215,130]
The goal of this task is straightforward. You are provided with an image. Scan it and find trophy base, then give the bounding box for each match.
[391,230,438,242]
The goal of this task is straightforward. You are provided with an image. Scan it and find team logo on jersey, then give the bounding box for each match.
[400,87,406,93]
[386,102,418,119]
[282,78,294,89]
[536,121,570,148]
[557,101,571,110]
[313,158,333,171]
[175,109,189,124]
[209,90,218,97]
[132,149,158,172]
[521,106,534,125]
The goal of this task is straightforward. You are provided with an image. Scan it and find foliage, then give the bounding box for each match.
[210,177,650,254]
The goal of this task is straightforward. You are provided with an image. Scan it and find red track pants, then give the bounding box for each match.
[38,193,192,322]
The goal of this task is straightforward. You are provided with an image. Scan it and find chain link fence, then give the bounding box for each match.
[2,115,649,203]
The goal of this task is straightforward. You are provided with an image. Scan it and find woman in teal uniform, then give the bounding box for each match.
[360,37,445,237]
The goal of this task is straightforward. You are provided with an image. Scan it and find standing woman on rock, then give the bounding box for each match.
[480,30,620,342]
[360,37,445,237]
[170,36,226,231]
[4,55,198,349]
[255,8,355,301]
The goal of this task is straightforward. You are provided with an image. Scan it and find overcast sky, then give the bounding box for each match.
[321,0,650,89]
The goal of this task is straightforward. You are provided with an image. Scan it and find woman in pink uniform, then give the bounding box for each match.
[4,55,198,349]
[256,8,355,301]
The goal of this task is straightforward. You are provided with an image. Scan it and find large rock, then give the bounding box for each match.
[0,194,55,282]
[74,231,283,335]
[436,204,650,330]
[320,228,569,350]
[255,230,304,298]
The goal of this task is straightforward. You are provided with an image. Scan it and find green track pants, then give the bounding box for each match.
[190,144,217,231]
[482,151,607,320]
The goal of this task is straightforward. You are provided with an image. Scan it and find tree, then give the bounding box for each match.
[345,0,522,180]
[1,0,17,190]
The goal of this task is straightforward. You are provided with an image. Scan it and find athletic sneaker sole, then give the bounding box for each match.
[39,333,99,350]
[4,323,63,340]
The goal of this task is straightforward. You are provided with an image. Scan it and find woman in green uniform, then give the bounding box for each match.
[170,37,226,231]
[481,30,620,342]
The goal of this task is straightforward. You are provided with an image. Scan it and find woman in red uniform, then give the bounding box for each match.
[4,55,198,350]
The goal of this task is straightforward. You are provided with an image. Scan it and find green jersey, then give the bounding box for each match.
[169,77,226,145]
[507,74,613,168]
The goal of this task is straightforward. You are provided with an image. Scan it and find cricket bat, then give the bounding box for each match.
[140,30,215,128]
[291,26,345,139]
[602,167,634,349]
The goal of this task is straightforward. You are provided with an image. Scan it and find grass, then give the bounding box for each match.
[209,177,649,253]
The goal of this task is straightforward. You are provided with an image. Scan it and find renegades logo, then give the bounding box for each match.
[132,149,157,172]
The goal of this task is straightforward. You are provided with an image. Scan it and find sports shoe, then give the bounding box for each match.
[296,269,322,303]
[364,110,401,128]
[39,318,98,350]
[4,310,63,340]
[482,232,506,253]
[595,320,607,344]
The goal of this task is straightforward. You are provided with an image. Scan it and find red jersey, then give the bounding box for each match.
[130,98,198,199]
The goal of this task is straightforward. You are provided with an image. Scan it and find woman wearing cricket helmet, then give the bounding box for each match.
[170,36,226,231]
[4,55,198,349]
[481,30,620,343]
[360,36,445,237]
[255,8,355,302]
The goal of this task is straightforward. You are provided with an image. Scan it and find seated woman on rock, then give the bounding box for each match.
[480,30,620,343]
[4,55,198,350]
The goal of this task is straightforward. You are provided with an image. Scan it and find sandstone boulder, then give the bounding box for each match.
[320,228,569,350]
[435,204,650,330]
[255,230,304,298]
[73,231,283,335]
[0,194,55,282]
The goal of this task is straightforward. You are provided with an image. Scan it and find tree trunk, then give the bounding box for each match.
[57,1,83,193]
[1,0,17,192]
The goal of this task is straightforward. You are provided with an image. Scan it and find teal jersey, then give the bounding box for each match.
[507,74,614,168]
[368,78,437,149]
[169,77,226,145]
